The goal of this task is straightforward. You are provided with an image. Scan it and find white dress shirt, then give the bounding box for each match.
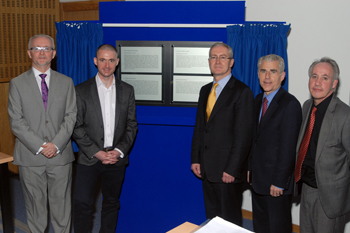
[96,75,124,158]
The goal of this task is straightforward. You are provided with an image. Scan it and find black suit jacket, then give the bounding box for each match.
[72,77,138,167]
[249,87,301,195]
[191,76,254,183]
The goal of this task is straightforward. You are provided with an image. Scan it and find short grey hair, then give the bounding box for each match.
[28,34,55,50]
[209,42,233,58]
[257,54,285,73]
[308,57,340,81]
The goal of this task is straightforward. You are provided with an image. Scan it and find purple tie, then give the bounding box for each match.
[40,74,48,110]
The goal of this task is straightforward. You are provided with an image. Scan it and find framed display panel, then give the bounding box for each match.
[116,41,217,106]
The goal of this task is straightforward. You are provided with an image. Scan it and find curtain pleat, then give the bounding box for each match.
[55,22,104,85]
[227,23,291,96]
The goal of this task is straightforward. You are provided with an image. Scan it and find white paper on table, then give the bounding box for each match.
[193,216,254,233]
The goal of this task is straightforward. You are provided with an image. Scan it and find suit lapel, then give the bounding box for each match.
[255,94,263,134]
[254,94,263,133]
[25,69,46,111]
[315,97,337,162]
[296,100,313,152]
[90,79,104,127]
[202,84,212,124]
[258,87,286,131]
[208,76,236,122]
[47,70,58,112]
[114,78,122,136]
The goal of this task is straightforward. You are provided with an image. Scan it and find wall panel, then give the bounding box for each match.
[0,0,59,83]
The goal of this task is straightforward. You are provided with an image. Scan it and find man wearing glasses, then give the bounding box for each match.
[191,42,254,225]
[8,34,77,233]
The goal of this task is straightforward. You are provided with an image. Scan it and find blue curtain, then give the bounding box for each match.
[55,22,104,85]
[227,23,291,96]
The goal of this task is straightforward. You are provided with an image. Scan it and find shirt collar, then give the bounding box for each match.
[263,86,281,103]
[95,74,115,88]
[313,93,333,114]
[214,73,231,88]
[32,67,51,77]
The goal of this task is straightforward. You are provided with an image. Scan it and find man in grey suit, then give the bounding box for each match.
[8,34,77,232]
[295,57,350,233]
[72,44,138,232]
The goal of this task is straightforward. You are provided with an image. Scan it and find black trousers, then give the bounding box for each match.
[252,190,292,233]
[202,178,243,226]
[73,162,126,233]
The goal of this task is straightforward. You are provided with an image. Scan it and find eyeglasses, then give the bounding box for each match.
[209,56,232,61]
[29,47,54,52]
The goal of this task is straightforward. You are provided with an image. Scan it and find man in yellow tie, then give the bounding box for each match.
[191,42,254,225]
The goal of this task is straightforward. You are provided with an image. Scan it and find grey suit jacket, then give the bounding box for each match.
[72,77,138,167]
[8,69,77,166]
[296,96,350,218]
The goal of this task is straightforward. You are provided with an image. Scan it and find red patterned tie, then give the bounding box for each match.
[40,74,49,110]
[260,97,268,123]
[295,107,317,182]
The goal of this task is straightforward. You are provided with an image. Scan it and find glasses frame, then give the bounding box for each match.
[208,56,232,61]
[29,47,54,52]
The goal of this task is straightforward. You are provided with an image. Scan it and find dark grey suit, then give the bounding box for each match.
[72,76,137,232]
[297,96,350,232]
[8,68,77,232]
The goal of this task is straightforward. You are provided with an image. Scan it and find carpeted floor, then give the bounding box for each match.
[0,175,256,233]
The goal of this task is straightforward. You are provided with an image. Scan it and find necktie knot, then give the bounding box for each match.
[311,106,317,115]
[39,73,47,79]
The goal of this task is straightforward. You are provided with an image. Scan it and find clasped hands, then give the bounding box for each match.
[41,142,58,158]
[94,150,121,165]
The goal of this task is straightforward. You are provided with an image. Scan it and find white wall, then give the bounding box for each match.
[60,0,350,230]
[245,1,350,230]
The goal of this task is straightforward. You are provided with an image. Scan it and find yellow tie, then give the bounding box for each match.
[206,83,219,121]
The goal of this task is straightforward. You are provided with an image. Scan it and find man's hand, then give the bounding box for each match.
[94,150,120,165]
[222,172,235,183]
[247,171,251,184]
[191,163,201,178]
[94,151,110,164]
[105,150,121,164]
[41,142,58,158]
[270,185,283,197]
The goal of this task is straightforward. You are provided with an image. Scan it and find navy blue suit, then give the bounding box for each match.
[248,87,301,233]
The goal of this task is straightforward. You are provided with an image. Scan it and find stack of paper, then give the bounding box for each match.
[193,216,254,233]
